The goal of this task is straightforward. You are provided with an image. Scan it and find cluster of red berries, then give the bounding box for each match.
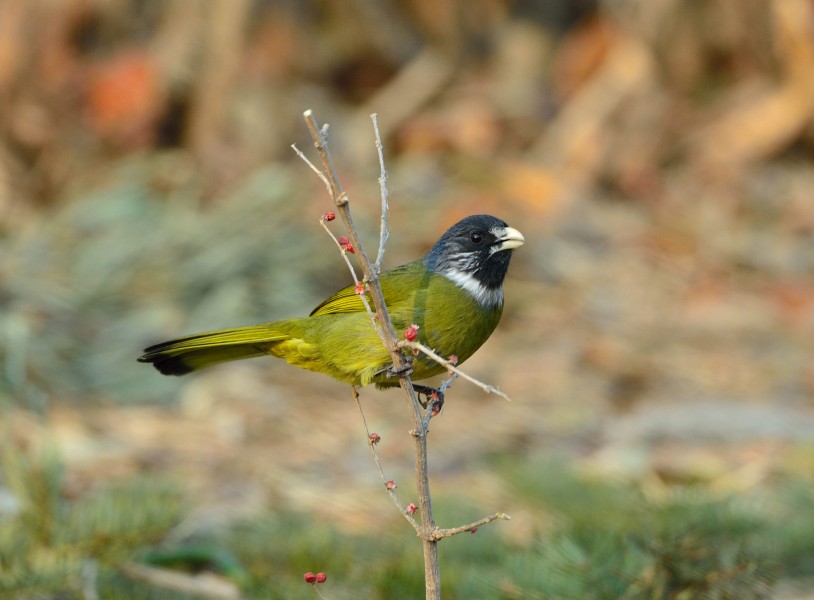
[304,572,327,584]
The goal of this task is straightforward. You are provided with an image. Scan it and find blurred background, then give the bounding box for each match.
[2,0,814,598]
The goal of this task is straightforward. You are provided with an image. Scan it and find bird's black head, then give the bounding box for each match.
[424,214,524,308]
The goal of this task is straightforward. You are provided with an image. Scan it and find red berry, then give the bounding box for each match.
[316,572,327,583]
[304,572,317,583]
[404,324,419,342]
[407,503,417,515]
[385,480,397,490]
[338,236,355,254]
[321,211,336,222]
[368,432,381,445]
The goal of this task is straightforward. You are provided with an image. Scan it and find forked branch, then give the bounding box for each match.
[294,109,511,600]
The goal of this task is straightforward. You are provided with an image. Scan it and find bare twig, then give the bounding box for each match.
[317,218,385,341]
[291,143,331,195]
[437,371,459,395]
[399,340,512,401]
[371,113,390,273]
[431,513,512,541]
[353,389,421,534]
[319,219,363,287]
[298,109,440,598]
[301,111,400,351]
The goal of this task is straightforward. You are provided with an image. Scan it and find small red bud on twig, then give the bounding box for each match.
[448,354,459,366]
[368,432,381,445]
[316,572,327,583]
[321,211,336,222]
[338,236,355,253]
[355,282,365,295]
[304,572,317,583]
[385,480,397,490]
[407,503,417,515]
[404,324,419,342]
[469,527,478,534]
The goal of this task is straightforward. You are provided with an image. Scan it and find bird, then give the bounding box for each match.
[138,214,523,397]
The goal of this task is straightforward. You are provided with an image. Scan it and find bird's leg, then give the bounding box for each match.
[382,364,413,378]
[377,360,444,414]
[380,352,414,379]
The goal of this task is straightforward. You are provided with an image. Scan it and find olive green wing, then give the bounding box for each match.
[309,261,429,317]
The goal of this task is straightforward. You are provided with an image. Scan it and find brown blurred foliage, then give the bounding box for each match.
[2,0,814,222]
[2,0,814,542]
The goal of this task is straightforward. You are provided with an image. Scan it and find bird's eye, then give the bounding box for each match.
[470,232,483,244]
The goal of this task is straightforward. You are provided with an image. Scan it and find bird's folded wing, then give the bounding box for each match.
[309,261,425,317]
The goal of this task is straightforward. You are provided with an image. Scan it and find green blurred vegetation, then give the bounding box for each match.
[2,162,340,407]
[3,443,814,598]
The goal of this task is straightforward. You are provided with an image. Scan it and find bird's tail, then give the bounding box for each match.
[138,324,290,375]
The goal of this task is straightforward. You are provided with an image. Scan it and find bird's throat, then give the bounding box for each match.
[441,268,504,309]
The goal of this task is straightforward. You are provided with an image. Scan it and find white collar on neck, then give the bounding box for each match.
[441,268,503,309]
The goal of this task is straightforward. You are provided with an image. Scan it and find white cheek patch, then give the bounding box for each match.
[488,226,506,256]
[442,268,504,309]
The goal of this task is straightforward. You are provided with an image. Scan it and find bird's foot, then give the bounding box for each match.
[381,354,414,379]
[413,385,445,414]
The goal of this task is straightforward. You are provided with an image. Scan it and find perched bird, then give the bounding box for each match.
[139,214,523,395]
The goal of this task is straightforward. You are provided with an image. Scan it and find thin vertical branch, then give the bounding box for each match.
[299,110,441,599]
[302,112,393,347]
[353,390,422,535]
[371,113,390,273]
[317,219,385,342]
[295,110,511,599]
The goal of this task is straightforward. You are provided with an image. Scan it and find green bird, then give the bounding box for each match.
[138,214,523,396]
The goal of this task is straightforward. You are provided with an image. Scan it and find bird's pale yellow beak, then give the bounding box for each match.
[496,226,524,251]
